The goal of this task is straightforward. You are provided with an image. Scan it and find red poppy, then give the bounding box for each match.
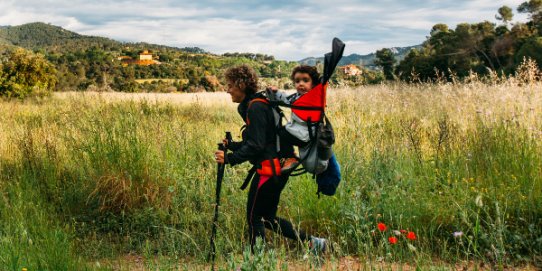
[400,229,407,234]
[407,231,416,240]
[388,236,398,244]
[377,223,387,232]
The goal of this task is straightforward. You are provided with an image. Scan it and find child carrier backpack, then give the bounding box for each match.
[241,38,345,196]
[287,37,345,196]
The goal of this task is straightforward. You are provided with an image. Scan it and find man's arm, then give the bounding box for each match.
[227,140,243,151]
[227,102,269,166]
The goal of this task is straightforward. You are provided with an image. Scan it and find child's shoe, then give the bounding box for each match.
[280,157,300,175]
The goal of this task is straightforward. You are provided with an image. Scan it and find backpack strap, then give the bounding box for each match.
[270,100,324,112]
[246,98,270,125]
[247,96,284,153]
[240,166,257,190]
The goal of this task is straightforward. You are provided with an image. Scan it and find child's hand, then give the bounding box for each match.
[266,86,278,93]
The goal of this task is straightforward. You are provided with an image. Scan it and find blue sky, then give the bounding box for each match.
[0,0,529,60]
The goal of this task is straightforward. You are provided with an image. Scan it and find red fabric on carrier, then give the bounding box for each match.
[291,83,327,122]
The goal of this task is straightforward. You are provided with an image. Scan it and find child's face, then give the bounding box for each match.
[293,72,313,94]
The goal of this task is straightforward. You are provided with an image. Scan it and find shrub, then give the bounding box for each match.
[0,48,57,98]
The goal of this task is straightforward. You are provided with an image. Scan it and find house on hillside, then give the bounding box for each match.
[118,50,160,66]
[340,64,362,76]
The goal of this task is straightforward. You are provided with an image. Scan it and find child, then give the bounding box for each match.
[269,65,325,174]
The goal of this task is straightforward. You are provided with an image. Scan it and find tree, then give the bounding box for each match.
[518,0,542,21]
[374,48,396,80]
[200,74,221,92]
[518,0,542,33]
[0,48,57,98]
[515,37,542,68]
[496,6,514,25]
[430,23,450,36]
[396,49,435,82]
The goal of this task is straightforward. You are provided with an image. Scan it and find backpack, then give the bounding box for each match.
[244,89,341,197]
[240,38,345,196]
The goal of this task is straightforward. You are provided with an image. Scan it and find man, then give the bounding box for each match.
[214,64,326,253]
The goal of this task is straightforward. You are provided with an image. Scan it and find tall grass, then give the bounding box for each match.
[1,71,541,269]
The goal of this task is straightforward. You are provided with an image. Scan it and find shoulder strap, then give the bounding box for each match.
[270,100,324,112]
[248,97,270,107]
[246,98,270,125]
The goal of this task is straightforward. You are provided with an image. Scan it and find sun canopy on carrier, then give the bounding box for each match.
[291,37,345,122]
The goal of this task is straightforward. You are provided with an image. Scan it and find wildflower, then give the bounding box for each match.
[388,236,398,244]
[453,231,463,238]
[393,230,401,236]
[475,195,483,207]
[377,223,387,232]
[400,229,407,234]
[406,231,416,240]
[407,244,417,251]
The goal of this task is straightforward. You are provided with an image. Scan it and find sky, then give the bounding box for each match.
[0,0,529,61]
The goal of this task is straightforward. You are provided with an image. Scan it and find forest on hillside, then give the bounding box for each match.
[378,1,542,81]
[0,22,301,96]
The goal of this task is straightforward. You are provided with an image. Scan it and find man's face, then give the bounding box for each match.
[226,80,246,103]
[293,72,313,94]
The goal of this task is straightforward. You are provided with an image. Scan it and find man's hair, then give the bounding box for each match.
[290,65,320,86]
[224,64,258,96]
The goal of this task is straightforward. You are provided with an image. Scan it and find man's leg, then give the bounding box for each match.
[259,175,309,242]
[246,174,266,249]
[264,216,309,242]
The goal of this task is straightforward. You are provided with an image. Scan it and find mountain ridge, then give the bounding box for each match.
[298,45,422,68]
[1,22,421,65]
[0,22,207,54]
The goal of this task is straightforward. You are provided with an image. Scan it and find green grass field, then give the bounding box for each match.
[1,77,541,270]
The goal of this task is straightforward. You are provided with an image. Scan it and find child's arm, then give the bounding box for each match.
[265,87,291,104]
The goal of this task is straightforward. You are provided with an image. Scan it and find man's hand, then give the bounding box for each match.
[214,150,225,164]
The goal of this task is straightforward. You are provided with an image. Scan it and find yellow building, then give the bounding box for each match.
[118,50,160,66]
[340,64,362,76]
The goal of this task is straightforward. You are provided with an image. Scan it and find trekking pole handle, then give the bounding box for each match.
[225,131,232,147]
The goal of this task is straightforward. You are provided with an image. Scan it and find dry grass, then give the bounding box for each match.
[329,81,542,131]
[53,91,235,106]
[88,173,174,213]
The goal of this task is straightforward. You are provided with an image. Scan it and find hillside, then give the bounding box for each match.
[0,22,421,69]
[0,22,206,54]
[0,22,303,93]
[298,45,422,69]
[1,22,412,94]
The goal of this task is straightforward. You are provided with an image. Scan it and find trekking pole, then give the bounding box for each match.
[208,132,231,270]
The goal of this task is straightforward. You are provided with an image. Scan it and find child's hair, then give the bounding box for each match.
[224,64,258,96]
[290,65,320,85]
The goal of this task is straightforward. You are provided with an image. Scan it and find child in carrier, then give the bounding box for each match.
[269,65,340,184]
[270,65,316,173]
